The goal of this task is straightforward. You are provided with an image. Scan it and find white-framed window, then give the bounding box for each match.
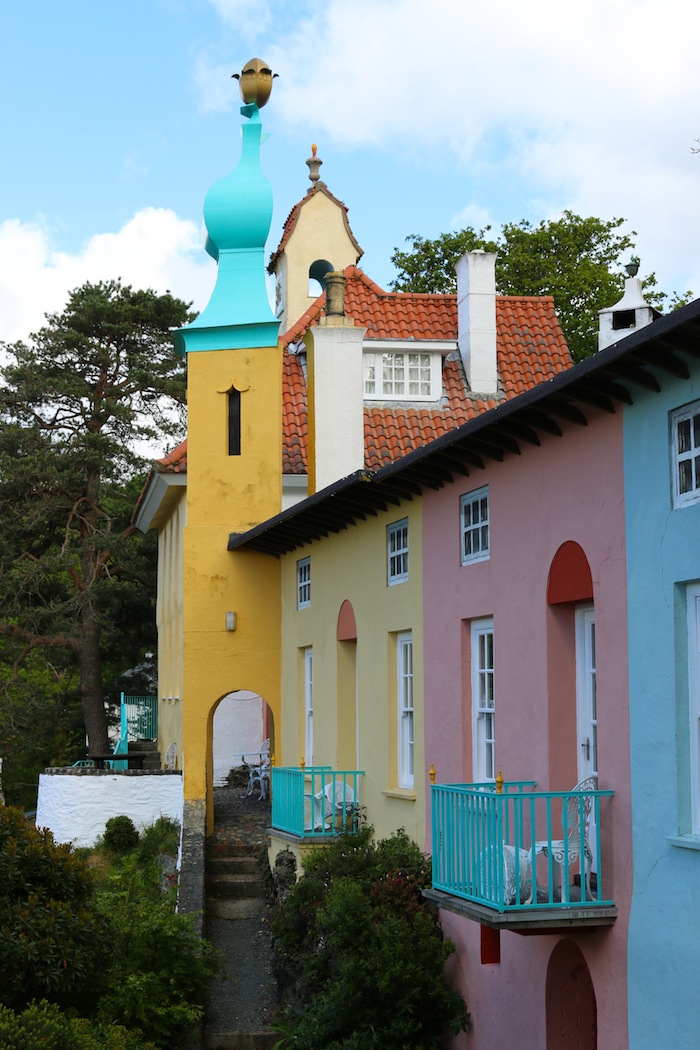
[397,632,414,789]
[461,486,490,565]
[672,400,700,508]
[304,647,314,766]
[472,619,495,782]
[388,519,409,584]
[364,350,441,402]
[297,557,311,609]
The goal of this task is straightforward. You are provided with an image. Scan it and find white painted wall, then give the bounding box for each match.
[213,691,265,786]
[36,771,183,848]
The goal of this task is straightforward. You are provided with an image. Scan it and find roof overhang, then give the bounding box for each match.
[134,472,187,533]
[229,300,700,557]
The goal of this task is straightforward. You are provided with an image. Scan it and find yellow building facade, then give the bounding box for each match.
[273,500,426,865]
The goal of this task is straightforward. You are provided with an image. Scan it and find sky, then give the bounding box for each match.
[1,0,700,345]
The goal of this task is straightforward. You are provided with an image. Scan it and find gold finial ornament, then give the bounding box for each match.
[232,58,277,108]
[300,756,306,772]
[495,771,504,794]
[429,763,436,784]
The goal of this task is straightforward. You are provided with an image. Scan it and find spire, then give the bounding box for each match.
[174,61,280,355]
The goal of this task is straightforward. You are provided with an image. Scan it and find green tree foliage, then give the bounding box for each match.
[0,1000,157,1050]
[390,213,693,361]
[0,807,112,1014]
[0,280,191,756]
[270,828,469,1050]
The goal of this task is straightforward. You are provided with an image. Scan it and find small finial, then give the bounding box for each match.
[624,255,640,278]
[495,771,504,794]
[232,58,277,108]
[429,763,436,784]
[307,144,323,187]
[300,756,306,771]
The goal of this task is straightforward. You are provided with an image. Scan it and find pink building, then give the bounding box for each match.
[422,393,631,1047]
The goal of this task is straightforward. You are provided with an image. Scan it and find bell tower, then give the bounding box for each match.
[174,60,283,829]
[267,146,363,334]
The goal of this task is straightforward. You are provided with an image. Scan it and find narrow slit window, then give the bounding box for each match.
[228,388,241,456]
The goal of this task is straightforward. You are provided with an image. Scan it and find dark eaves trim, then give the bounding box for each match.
[229,299,700,556]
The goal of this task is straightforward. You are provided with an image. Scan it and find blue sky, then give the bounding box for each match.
[2,0,699,343]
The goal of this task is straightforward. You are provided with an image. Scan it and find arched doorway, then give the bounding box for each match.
[546,542,595,791]
[213,691,265,785]
[546,939,597,1049]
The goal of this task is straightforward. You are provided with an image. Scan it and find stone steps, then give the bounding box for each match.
[203,794,278,1050]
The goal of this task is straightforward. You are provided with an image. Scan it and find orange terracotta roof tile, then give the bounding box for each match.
[281,268,572,474]
[154,271,572,485]
[155,439,188,473]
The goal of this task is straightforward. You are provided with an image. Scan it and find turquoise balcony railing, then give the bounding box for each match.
[111,693,158,771]
[431,780,614,913]
[271,767,364,839]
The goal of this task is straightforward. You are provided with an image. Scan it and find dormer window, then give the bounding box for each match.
[363,348,442,402]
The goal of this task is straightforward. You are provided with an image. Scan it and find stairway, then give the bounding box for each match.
[203,790,279,1050]
[127,739,161,770]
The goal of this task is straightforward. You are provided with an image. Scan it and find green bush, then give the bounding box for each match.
[0,999,157,1049]
[94,855,220,1045]
[0,807,113,1014]
[0,810,217,1049]
[103,815,140,853]
[270,828,469,1050]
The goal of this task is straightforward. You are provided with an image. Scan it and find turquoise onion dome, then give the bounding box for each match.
[174,98,280,355]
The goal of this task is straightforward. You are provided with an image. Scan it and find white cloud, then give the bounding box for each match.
[0,209,215,345]
[216,0,700,293]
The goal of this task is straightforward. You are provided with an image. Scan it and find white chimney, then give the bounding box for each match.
[456,251,498,394]
[598,275,658,351]
[305,272,367,493]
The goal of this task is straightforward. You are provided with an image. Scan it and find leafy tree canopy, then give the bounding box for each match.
[0,280,191,760]
[390,212,692,361]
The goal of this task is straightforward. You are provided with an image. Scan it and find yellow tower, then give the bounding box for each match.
[174,65,282,834]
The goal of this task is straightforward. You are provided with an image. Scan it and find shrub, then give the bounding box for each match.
[270,828,469,1050]
[0,999,157,1049]
[0,807,113,1014]
[94,855,220,1046]
[103,815,140,853]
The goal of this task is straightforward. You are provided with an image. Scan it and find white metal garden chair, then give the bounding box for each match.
[241,738,271,800]
[534,776,597,900]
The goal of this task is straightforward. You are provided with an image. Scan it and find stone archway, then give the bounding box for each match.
[546,939,597,1050]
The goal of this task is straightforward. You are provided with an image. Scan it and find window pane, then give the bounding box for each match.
[678,418,691,453]
[680,460,693,494]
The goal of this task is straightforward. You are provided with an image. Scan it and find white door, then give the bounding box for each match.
[575,604,597,874]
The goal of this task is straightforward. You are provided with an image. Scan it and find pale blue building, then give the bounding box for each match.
[623,297,700,1048]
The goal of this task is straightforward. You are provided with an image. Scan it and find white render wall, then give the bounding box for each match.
[36,770,183,848]
[213,692,264,786]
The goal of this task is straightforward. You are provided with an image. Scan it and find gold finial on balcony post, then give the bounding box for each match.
[495,771,504,794]
[300,756,306,772]
[429,763,436,784]
[270,752,275,767]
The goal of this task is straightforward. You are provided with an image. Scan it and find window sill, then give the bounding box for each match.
[383,788,416,802]
[667,835,700,851]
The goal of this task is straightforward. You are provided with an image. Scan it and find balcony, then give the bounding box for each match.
[271,766,364,841]
[425,780,617,932]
